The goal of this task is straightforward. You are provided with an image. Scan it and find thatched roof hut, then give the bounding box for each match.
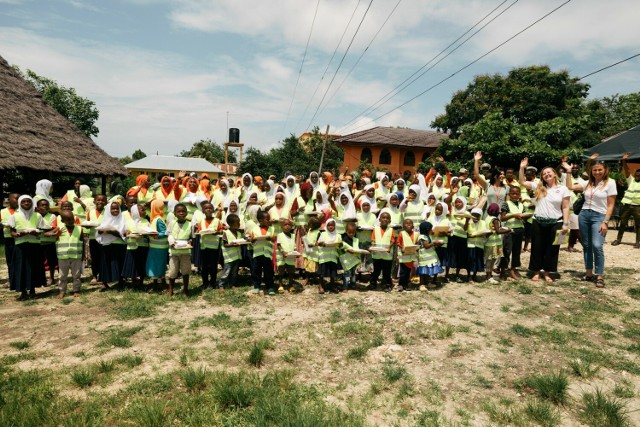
[0,54,126,176]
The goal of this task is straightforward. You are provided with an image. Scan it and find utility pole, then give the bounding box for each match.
[317,124,330,174]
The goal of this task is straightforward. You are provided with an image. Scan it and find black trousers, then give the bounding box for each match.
[500,230,523,269]
[200,247,220,287]
[528,220,561,273]
[371,258,392,287]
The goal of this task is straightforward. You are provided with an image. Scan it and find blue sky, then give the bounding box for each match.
[1,0,638,159]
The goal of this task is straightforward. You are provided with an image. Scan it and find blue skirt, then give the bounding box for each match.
[146,247,168,278]
[417,264,444,276]
[467,247,485,273]
[122,246,149,279]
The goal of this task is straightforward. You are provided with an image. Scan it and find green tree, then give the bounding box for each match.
[131,149,147,161]
[599,92,640,137]
[20,68,100,137]
[431,65,606,169]
[179,138,236,163]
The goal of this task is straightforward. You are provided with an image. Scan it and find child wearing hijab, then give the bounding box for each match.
[96,201,127,291]
[34,179,55,205]
[370,211,395,291]
[428,201,452,278]
[465,207,487,282]
[36,199,58,287]
[127,174,153,205]
[197,201,223,290]
[250,210,276,295]
[355,184,378,213]
[1,193,19,287]
[85,194,107,284]
[356,200,376,275]
[485,203,509,284]
[268,192,291,235]
[447,196,470,282]
[122,204,150,287]
[379,193,403,226]
[401,185,425,227]
[334,187,357,235]
[340,221,360,292]
[146,199,169,287]
[396,218,419,291]
[417,221,444,290]
[317,218,342,293]
[8,195,45,299]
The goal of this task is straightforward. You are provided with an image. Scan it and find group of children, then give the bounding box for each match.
[0,165,540,300]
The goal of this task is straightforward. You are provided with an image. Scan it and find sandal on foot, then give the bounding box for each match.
[595,278,605,288]
[544,275,554,284]
[611,240,621,246]
[580,275,595,282]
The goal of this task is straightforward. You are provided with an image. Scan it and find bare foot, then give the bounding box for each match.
[532,274,540,282]
[544,274,553,284]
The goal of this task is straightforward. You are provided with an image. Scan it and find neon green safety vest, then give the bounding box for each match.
[39,213,57,244]
[339,237,360,271]
[85,209,104,239]
[148,217,169,250]
[356,213,376,243]
[429,218,450,247]
[451,216,467,239]
[13,211,41,245]
[318,232,341,264]
[371,227,393,261]
[398,230,418,264]
[504,201,524,229]
[292,197,308,227]
[1,207,15,239]
[621,178,640,206]
[199,218,221,250]
[169,221,192,256]
[66,189,86,217]
[304,229,320,262]
[418,235,439,267]
[56,224,83,260]
[222,229,242,263]
[251,224,274,258]
[467,220,487,248]
[485,216,502,248]
[276,232,296,266]
[403,201,424,225]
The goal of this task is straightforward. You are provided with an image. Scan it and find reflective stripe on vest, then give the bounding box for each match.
[451,217,467,239]
[2,207,15,238]
[14,212,41,245]
[221,229,242,263]
[418,236,439,267]
[304,229,320,262]
[86,209,104,239]
[252,225,274,258]
[276,232,296,266]
[404,201,424,224]
[293,198,308,227]
[57,225,83,260]
[339,238,360,271]
[371,227,393,260]
[485,216,502,247]
[398,230,418,263]
[169,221,192,255]
[39,213,57,244]
[356,214,376,242]
[621,178,640,206]
[467,220,486,248]
[148,217,169,249]
[504,201,524,229]
[200,218,221,250]
[318,233,340,264]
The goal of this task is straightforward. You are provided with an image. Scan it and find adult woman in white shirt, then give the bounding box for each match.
[519,158,570,283]
[564,157,617,288]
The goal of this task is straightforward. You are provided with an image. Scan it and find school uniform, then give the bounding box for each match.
[317,229,341,280]
[446,216,468,270]
[417,234,444,277]
[198,217,222,288]
[339,235,360,290]
[10,208,45,293]
[167,220,193,279]
[146,217,169,278]
[218,229,243,289]
[250,223,275,291]
[370,225,394,289]
[1,206,16,286]
[40,212,58,280]
[85,208,105,279]
[467,220,487,274]
[500,201,524,269]
[121,211,150,281]
[57,224,84,294]
[397,230,418,289]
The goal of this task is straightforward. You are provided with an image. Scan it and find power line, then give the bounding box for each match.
[315,0,403,122]
[579,53,640,80]
[279,0,321,140]
[304,0,375,132]
[294,0,362,131]
[339,0,515,132]
[346,0,573,133]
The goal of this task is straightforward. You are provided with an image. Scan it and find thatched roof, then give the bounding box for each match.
[0,54,126,176]
[334,126,447,148]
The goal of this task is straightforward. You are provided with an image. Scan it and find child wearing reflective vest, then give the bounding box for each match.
[356,200,376,275]
[500,186,525,280]
[146,199,169,287]
[466,208,487,282]
[96,201,127,292]
[485,203,509,284]
[317,218,342,293]
[302,216,321,289]
[122,204,149,287]
[417,221,444,290]
[339,221,360,292]
[218,213,243,290]
[197,202,223,290]
[370,211,395,291]
[9,195,45,299]
[396,218,419,292]
[276,219,298,293]
[250,210,276,295]
[1,193,19,287]
[37,199,58,287]
[447,196,470,282]
[85,194,107,284]
[167,203,193,296]
[56,211,84,297]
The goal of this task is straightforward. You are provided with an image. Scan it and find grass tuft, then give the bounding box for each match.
[248,341,266,367]
[382,360,408,384]
[98,326,144,349]
[180,366,207,392]
[569,358,600,378]
[579,388,631,427]
[519,372,568,405]
[70,367,97,388]
[511,323,534,337]
[524,399,561,426]
[9,341,30,350]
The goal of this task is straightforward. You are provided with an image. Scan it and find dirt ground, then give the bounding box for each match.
[1,232,639,426]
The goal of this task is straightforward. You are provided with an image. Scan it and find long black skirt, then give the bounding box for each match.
[122,246,149,280]
[99,244,126,284]
[89,239,102,279]
[446,236,468,269]
[11,242,44,293]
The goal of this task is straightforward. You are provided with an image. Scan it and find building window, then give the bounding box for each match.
[379,149,391,165]
[404,151,415,166]
[422,152,430,163]
[360,148,372,163]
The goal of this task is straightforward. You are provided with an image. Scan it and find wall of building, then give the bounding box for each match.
[340,144,436,175]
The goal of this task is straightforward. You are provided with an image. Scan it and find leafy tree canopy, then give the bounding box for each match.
[238,127,344,178]
[179,139,236,164]
[598,92,640,137]
[131,149,147,161]
[19,68,100,138]
[431,65,607,170]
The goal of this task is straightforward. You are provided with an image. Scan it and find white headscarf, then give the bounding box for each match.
[264,179,276,201]
[309,172,320,191]
[319,218,338,242]
[223,198,240,226]
[452,196,468,215]
[284,175,298,201]
[361,184,377,212]
[130,205,142,225]
[79,185,92,198]
[96,202,127,244]
[35,179,54,203]
[393,178,406,194]
[416,173,429,202]
[17,195,35,221]
[429,202,449,226]
[338,188,356,220]
[242,173,254,192]
[314,189,330,211]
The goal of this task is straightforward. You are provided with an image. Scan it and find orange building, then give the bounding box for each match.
[334,127,448,176]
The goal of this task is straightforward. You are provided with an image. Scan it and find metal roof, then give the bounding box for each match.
[125,155,224,173]
[334,126,447,148]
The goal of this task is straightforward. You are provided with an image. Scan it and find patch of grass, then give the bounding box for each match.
[394,332,408,345]
[579,389,631,427]
[524,399,561,427]
[447,342,475,357]
[382,360,408,384]
[347,344,369,360]
[613,380,635,399]
[111,292,168,319]
[9,341,30,350]
[126,399,168,427]
[511,323,534,338]
[282,348,302,364]
[518,372,568,405]
[115,353,144,368]
[328,309,342,323]
[70,367,98,388]
[569,358,600,378]
[202,287,249,307]
[471,375,494,389]
[96,359,116,374]
[434,323,455,339]
[180,366,207,392]
[414,409,444,426]
[0,352,35,366]
[518,284,533,294]
[98,325,144,349]
[0,370,57,426]
[248,341,266,367]
[481,400,526,426]
[190,312,243,329]
[626,287,640,300]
